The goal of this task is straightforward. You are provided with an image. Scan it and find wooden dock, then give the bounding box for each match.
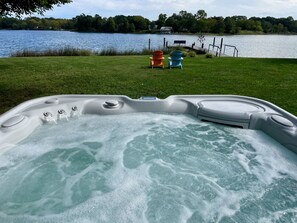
[167,44,230,57]
[158,37,238,57]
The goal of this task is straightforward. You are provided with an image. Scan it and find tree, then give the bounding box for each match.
[177,10,196,32]
[92,14,103,32]
[208,17,225,33]
[1,0,72,16]
[26,18,40,29]
[165,13,180,32]
[232,16,247,29]
[197,33,205,47]
[118,21,130,33]
[104,17,116,33]
[73,14,94,32]
[129,23,135,33]
[113,15,129,33]
[273,23,286,33]
[0,17,21,29]
[156,13,167,29]
[261,20,273,33]
[195,10,207,20]
[224,17,236,34]
[128,16,149,31]
[196,19,207,32]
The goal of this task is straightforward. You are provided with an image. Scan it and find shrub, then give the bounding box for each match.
[12,47,172,57]
[196,49,207,55]
[11,50,39,57]
[120,50,138,55]
[98,47,171,56]
[188,51,196,57]
[54,48,91,56]
[11,47,92,57]
[169,49,187,57]
[181,51,188,57]
[142,48,171,55]
[141,48,153,55]
[173,46,184,51]
[205,53,213,58]
[161,48,171,55]
[98,48,118,56]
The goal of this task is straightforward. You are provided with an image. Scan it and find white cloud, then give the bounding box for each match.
[42,0,297,20]
[74,0,142,11]
[146,0,214,10]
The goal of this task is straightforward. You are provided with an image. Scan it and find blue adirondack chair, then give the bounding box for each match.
[168,50,183,69]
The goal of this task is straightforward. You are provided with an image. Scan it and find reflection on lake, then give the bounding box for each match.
[0,30,297,58]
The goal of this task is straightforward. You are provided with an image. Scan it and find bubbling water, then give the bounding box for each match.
[0,113,297,223]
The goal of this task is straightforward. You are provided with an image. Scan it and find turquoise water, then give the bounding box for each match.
[0,113,297,222]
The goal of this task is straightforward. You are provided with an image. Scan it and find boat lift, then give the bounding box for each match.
[208,37,239,57]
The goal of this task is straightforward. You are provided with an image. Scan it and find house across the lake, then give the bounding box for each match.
[160,27,173,34]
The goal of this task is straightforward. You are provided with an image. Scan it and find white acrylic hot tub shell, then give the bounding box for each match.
[0,95,296,153]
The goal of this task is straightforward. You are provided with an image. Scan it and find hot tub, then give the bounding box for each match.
[1,95,296,152]
[0,95,296,222]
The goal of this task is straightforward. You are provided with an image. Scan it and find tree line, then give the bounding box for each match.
[1,10,297,34]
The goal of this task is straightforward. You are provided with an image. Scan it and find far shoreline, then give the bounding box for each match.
[1,29,297,36]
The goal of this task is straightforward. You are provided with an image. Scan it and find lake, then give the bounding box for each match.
[0,30,297,58]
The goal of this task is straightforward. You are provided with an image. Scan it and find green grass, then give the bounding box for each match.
[1,55,297,115]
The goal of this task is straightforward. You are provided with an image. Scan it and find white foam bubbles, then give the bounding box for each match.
[0,113,297,222]
[201,189,247,222]
[229,128,297,185]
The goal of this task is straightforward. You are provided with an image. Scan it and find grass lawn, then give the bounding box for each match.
[0,55,297,115]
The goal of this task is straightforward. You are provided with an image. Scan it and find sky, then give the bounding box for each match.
[42,0,297,20]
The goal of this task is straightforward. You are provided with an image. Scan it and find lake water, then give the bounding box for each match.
[0,30,297,58]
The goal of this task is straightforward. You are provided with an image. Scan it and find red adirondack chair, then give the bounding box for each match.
[150,50,164,68]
